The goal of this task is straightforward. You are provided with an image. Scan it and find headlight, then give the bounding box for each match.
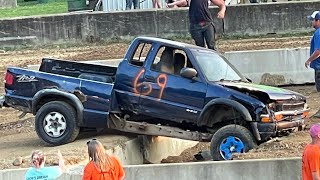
[261,113,283,123]
[267,102,276,111]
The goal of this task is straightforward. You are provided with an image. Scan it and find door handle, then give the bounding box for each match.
[145,75,155,82]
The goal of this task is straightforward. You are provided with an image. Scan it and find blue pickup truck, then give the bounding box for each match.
[1,37,309,160]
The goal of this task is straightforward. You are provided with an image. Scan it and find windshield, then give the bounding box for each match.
[191,49,245,82]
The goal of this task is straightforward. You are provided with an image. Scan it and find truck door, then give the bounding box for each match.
[139,46,207,123]
[113,40,154,113]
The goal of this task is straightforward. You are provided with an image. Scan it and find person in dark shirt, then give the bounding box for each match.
[167,0,226,50]
[126,0,140,10]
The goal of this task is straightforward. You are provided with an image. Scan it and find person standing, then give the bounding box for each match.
[126,0,140,10]
[305,11,320,118]
[167,0,225,50]
[152,0,162,8]
[24,150,65,180]
[82,139,125,180]
[302,124,320,180]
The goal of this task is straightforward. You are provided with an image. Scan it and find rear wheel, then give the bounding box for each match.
[35,101,80,145]
[210,124,256,160]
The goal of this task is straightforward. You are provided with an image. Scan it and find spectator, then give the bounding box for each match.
[301,124,320,180]
[126,0,140,10]
[167,0,225,50]
[24,150,65,180]
[305,11,320,118]
[152,0,162,8]
[82,139,125,180]
[166,0,187,8]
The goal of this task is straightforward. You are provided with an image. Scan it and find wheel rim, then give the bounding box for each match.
[219,136,245,160]
[43,112,67,138]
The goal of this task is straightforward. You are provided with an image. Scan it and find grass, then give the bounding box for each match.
[0,0,67,19]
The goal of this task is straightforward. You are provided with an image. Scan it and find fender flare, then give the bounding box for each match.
[32,89,84,126]
[197,98,252,127]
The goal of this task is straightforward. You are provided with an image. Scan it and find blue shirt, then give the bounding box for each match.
[24,166,62,180]
[310,28,320,69]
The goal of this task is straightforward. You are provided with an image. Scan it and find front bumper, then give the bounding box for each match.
[254,117,305,142]
[254,107,309,141]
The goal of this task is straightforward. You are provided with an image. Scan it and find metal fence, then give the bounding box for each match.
[105,0,167,12]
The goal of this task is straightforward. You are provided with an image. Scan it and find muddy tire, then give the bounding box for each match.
[210,124,256,160]
[35,101,80,145]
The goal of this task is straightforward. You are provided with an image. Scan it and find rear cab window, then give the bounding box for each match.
[128,41,153,67]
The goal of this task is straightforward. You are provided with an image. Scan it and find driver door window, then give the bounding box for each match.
[150,46,191,76]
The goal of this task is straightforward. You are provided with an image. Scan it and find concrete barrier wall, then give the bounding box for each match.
[28,47,314,86]
[0,158,302,180]
[0,1,319,46]
[224,47,314,85]
[122,158,302,180]
[0,0,17,8]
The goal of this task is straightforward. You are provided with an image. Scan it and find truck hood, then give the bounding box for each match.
[217,81,306,101]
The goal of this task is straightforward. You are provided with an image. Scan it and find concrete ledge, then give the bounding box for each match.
[0,36,38,48]
[0,1,319,46]
[122,157,302,180]
[224,47,314,85]
[28,47,314,86]
[1,157,302,180]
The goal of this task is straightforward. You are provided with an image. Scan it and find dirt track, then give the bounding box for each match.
[0,36,317,169]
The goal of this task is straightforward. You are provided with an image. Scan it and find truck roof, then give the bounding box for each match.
[136,36,214,52]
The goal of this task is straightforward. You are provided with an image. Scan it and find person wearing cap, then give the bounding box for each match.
[301,124,320,180]
[305,11,320,118]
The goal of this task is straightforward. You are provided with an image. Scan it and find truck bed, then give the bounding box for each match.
[39,58,117,83]
[4,58,118,128]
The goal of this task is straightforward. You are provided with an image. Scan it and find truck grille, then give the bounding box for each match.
[275,101,305,112]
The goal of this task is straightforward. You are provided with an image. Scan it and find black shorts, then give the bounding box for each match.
[315,69,320,92]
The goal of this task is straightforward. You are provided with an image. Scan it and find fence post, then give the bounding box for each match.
[102,0,107,11]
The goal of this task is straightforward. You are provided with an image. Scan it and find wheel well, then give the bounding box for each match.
[34,95,76,115]
[202,104,250,131]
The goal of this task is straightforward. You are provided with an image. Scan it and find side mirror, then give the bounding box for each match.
[180,67,197,79]
[246,77,252,83]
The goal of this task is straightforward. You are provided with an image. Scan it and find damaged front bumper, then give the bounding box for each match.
[253,108,309,142]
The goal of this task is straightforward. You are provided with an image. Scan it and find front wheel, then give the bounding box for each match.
[210,124,256,160]
[35,101,80,145]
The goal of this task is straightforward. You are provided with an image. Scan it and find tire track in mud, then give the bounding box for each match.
[0,117,34,136]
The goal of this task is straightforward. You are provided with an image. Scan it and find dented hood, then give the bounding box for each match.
[217,81,306,101]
